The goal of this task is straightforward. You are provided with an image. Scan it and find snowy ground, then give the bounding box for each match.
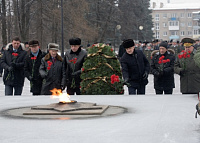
[0,74,200,143]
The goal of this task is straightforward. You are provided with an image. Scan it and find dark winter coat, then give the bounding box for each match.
[64,47,87,87]
[24,49,46,94]
[0,43,27,86]
[174,49,200,94]
[120,50,150,87]
[151,51,175,90]
[39,53,66,95]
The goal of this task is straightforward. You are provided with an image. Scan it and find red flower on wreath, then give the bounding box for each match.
[111,74,120,84]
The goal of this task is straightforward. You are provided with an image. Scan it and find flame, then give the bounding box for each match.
[50,88,71,103]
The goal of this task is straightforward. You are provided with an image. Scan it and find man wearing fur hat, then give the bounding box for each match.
[24,40,46,95]
[120,39,150,95]
[151,41,175,94]
[0,37,27,95]
[174,38,200,94]
[63,38,87,95]
[39,43,66,95]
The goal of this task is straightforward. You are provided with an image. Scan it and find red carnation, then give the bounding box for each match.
[47,66,51,70]
[12,53,18,57]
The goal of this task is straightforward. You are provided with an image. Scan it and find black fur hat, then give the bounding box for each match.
[122,39,135,49]
[29,40,39,47]
[159,41,168,49]
[69,38,81,45]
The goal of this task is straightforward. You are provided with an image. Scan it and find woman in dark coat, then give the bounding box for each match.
[24,40,46,95]
[39,43,66,95]
[151,41,175,94]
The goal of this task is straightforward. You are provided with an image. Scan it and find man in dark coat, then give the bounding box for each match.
[120,39,150,95]
[24,40,46,95]
[0,37,27,95]
[0,45,6,77]
[174,38,200,94]
[63,38,87,95]
[151,41,175,94]
[39,43,66,95]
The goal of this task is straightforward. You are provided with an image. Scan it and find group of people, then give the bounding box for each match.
[0,37,86,96]
[120,38,200,95]
[0,36,200,96]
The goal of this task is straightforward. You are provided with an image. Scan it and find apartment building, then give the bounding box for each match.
[150,2,200,41]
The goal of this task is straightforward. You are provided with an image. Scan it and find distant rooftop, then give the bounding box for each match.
[150,0,200,10]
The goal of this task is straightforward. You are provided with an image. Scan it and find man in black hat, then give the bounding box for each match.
[63,38,87,95]
[151,41,175,94]
[24,40,46,95]
[120,39,150,95]
[174,38,200,94]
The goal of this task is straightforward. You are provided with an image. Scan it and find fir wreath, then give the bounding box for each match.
[80,43,124,95]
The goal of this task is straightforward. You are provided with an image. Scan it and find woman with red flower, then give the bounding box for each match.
[174,38,200,94]
[24,40,46,95]
[0,37,27,95]
[63,38,87,95]
[39,43,66,95]
[151,41,175,94]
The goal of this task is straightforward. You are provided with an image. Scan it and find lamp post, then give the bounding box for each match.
[61,0,64,58]
[115,25,121,51]
[137,25,143,40]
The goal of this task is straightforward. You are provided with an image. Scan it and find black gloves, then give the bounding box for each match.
[142,71,148,80]
[10,62,16,68]
[29,76,33,81]
[154,71,160,76]
[123,78,131,87]
[180,70,186,76]
[8,66,13,72]
[71,70,81,77]
[154,70,163,77]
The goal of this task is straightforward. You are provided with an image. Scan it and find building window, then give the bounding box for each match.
[171,31,178,35]
[163,22,167,27]
[163,31,167,36]
[155,22,159,30]
[188,31,192,35]
[163,13,167,18]
[194,21,199,26]
[180,23,185,27]
[156,31,159,39]
[155,14,159,21]
[188,22,192,27]
[180,31,185,36]
[194,29,199,35]
[187,13,192,18]
[171,13,177,18]
[180,13,184,18]
[169,21,179,26]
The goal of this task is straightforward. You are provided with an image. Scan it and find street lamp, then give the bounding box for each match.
[61,0,64,58]
[137,25,143,40]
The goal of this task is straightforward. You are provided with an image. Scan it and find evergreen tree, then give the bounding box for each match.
[80,43,124,95]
